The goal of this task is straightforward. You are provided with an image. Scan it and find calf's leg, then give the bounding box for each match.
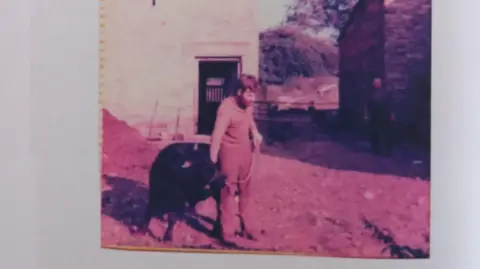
[130,197,154,236]
[161,188,185,242]
[163,212,179,242]
[211,190,222,238]
[139,202,153,233]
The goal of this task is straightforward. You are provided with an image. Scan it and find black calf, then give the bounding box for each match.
[132,142,225,241]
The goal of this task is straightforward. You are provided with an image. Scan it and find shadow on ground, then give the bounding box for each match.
[259,123,430,180]
[102,176,217,239]
[101,175,263,250]
[362,218,430,258]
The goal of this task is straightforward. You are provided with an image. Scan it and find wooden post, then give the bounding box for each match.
[175,107,182,134]
[147,100,158,138]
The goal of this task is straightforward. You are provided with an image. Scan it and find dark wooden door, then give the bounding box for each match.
[197,61,238,135]
[339,72,373,129]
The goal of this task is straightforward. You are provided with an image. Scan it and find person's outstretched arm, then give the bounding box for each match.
[247,106,262,147]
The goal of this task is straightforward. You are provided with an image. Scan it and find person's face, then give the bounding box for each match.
[237,88,255,106]
[373,78,382,89]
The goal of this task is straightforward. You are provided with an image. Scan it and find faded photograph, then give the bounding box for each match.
[100,0,431,258]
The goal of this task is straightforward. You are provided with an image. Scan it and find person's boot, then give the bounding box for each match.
[236,215,259,241]
[237,228,258,241]
[219,232,238,247]
[214,221,238,247]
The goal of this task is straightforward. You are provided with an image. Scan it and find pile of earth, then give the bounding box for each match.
[101,109,158,179]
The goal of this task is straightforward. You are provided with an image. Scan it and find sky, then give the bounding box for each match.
[258,0,294,30]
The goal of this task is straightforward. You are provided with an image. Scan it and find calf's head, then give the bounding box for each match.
[187,143,225,188]
[170,142,223,188]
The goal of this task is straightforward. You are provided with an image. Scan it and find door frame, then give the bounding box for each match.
[194,56,242,134]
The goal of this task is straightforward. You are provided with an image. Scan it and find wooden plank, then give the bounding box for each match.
[253,117,312,123]
[252,100,339,111]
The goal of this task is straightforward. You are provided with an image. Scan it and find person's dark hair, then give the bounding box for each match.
[236,74,259,93]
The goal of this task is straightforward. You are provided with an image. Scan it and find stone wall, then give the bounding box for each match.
[385,0,431,94]
[339,0,384,75]
[384,0,431,145]
[338,0,384,128]
[101,0,259,137]
[338,0,431,144]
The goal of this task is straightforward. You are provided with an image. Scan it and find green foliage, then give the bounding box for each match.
[285,0,358,31]
[259,26,338,85]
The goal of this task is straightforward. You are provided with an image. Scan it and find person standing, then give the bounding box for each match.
[365,78,395,155]
[209,74,263,243]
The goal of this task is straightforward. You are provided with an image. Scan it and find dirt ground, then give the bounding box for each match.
[100,109,430,258]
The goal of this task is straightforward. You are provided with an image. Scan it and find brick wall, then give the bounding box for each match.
[338,0,384,127]
[101,0,259,137]
[339,0,384,75]
[385,0,431,94]
[385,0,431,144]
[338,0,431,143]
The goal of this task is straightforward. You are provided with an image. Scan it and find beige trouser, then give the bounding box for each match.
[218,143,253,238]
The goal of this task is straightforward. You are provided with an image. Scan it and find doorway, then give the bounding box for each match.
[339,72,373,131]
[197,59,240,135]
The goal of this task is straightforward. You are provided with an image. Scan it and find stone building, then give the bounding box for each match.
[338,0,431,143]
[338,0,384,128]
[385,0,431,145]
[100,0,259,138]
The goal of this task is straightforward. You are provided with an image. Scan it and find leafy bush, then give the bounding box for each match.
[259,26,339,86]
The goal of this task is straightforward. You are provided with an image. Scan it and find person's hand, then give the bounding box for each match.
[253,132,263,148]
[210,154,218,165]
